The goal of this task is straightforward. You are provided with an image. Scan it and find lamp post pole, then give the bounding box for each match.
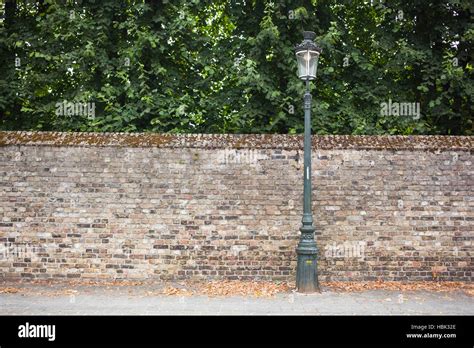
[295,31,321,293]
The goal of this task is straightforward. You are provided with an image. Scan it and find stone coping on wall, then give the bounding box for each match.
[0,131,472,151]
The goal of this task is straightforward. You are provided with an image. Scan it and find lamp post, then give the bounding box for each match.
[295,31,321,293]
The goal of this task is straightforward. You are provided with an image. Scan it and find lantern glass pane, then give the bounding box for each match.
[296,50,319,80]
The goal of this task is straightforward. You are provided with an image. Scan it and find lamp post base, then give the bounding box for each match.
[296,242,320,293]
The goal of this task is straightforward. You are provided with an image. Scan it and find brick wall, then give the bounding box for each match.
[0,132,472,282]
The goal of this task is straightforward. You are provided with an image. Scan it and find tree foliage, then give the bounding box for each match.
[0,0,472,134]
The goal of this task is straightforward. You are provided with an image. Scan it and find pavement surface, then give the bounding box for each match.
[1,283,473,315]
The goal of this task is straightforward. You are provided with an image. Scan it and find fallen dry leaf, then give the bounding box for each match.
[2,279,472,298]
[464,288,474,296]
[0,287,21,294]
[197,280,290,298]
[162,286,193,297]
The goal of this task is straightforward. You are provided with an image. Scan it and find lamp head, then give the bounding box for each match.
[295,31,322,80]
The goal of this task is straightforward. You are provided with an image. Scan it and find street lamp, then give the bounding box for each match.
[295,31,321,293]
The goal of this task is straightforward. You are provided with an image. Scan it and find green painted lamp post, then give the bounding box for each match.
[295,31,322,293]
